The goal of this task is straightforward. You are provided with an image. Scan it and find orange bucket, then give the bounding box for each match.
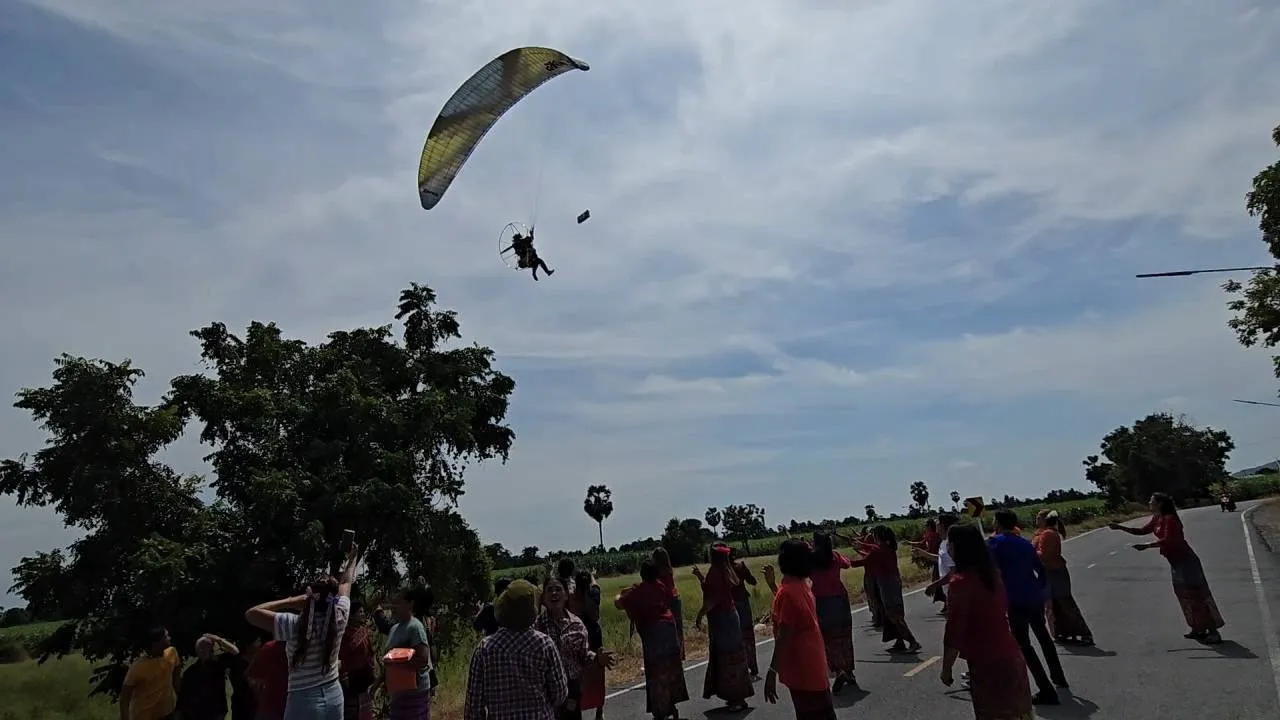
[383,648,418,694]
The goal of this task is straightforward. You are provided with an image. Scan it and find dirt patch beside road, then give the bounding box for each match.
[1250,499,1280,553]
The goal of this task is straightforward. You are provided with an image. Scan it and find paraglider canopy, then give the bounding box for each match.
[417,47,590,211]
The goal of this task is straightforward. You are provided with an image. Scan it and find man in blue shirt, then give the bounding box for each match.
[989,510,1068,705]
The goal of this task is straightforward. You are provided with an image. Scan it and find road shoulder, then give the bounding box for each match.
[1250,498,1280,553]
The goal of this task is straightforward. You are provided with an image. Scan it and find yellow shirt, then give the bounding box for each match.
[123,646,179,720]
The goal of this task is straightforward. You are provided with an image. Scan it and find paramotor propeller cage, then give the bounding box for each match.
[499,222,534,270]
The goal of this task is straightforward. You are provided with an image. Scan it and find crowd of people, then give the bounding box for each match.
[114,492,1226,720]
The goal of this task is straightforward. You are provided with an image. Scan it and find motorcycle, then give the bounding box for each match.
[1220,498,1237,512]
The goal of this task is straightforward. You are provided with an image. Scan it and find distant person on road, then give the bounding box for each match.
[119,626,181,720]
[1108,492,1225,644]
[989,509,1067,705]
[1033,509,1094,646]
[941,523,1035,720]
[616,559,690,720]
[761,539,837,720]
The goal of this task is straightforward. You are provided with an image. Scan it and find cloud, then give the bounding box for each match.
[4,0,1280,602]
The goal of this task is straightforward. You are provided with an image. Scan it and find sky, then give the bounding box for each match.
[2,0,1280,605]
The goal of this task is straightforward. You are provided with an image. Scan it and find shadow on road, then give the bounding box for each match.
[702,706,756,718]
[1036,691,1101,717]
[1166,640,1258,660]
[1059,644,1117,658]
[832,686,869,709]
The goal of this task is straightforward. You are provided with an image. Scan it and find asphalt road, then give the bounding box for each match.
[603,501,1280,719]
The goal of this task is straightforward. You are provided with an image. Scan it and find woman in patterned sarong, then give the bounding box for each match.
[617,560,690,719]
[695,545,754,712]
[851,526,921,655]
[1109,492,1225,644]
[807,533,859,693]
[653,548,686,660]
[1033,510,1094,645]
[732,556,760,677]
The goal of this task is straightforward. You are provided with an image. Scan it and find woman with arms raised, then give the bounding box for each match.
[1108,492,1225,644]
[246,544,360,720]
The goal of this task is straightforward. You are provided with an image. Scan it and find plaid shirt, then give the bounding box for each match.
[533,613,590,680]
[464,627,568,720]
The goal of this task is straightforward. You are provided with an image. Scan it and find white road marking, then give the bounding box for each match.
[1109,551,1117,556]
[605,524,1110,700]
[1087,563,1097,569]
[904,655,941,677]
[1241,502,1280,712]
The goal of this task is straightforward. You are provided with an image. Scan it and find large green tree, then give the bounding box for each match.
[1082,412,1233,505]
[0,283,514,696]
[1224,124,1280,371]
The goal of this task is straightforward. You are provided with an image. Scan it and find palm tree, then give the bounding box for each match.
[583,485,614,551]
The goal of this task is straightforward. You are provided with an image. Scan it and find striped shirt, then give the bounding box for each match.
[274,595,351,692]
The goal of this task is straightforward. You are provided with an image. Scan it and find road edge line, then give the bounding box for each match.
[1241,501,1280,712]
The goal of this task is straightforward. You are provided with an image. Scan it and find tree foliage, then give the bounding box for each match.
[659,517,713,566]
[583,484,614,551]
[1082,412,1233,505]
[1224,124,1280,377]
[908,481,930,512]
[720,503,767,552]
[704,507,722,536]
[864,504,878,522]
[0,283,514,696]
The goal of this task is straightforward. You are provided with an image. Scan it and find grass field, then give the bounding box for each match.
[0,494,1241,720]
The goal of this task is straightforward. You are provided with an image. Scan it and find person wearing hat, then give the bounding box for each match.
[464,580,568,719]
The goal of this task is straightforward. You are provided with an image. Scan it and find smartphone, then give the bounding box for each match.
[339,529,356,557]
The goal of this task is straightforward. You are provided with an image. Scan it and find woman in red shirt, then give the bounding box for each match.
[246,638,288,720]
[808,533,858,693]
[1108,492,1225,644]
[652,548,685,660]
[762,539,836,720]
[694,545,754,712]
[617,559,690,719]
[850,526,921,655]
[942,523,1034,720]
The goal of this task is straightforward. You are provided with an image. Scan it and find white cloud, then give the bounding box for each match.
[4,0,1280,601]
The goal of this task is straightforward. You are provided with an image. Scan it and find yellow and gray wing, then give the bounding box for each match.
[417,47,590,211]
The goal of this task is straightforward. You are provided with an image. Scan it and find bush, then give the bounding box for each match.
[1235,475,1280,500]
